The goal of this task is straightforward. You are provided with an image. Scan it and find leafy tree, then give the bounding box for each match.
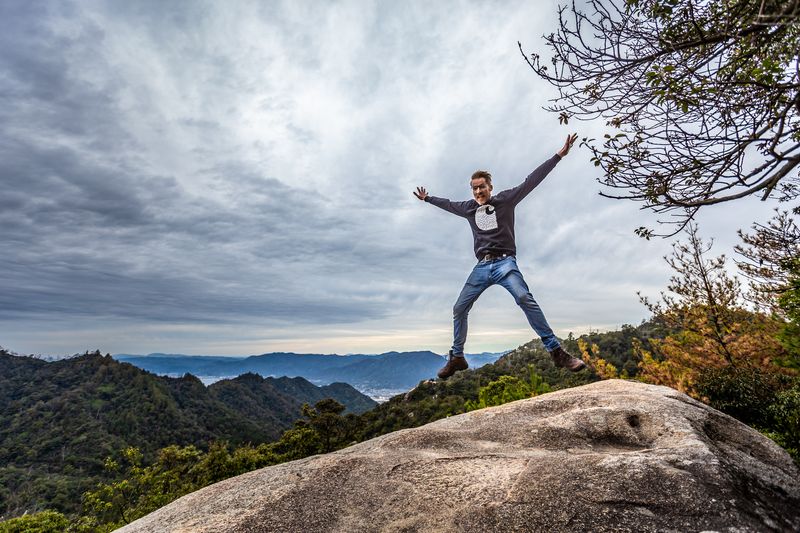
[269,427,323,460]
[295,399,352,453]
[527,366,552,397]
[735,210,800,313]
[523,0,800,235]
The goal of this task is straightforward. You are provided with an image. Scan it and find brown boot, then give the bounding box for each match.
[437,351,469,379]
[549,346,587,372]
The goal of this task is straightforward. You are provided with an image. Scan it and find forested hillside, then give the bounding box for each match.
[0,350,375,518]
[0,327,650,528]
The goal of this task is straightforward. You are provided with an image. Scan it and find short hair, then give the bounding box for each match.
[470,170,492,185]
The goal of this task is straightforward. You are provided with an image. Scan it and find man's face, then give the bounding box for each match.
[471,178,493,205]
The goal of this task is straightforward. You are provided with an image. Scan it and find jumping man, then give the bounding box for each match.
[413,134,587,379]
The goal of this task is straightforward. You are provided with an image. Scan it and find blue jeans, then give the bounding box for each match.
[452,256,560,355]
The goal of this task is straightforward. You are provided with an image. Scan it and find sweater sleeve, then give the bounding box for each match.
[425,196,472,218]
[495,154,561,206]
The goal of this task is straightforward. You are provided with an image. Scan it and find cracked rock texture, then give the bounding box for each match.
[118,379,800,532]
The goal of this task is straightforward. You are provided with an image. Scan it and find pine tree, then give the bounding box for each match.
[636,224,788,394]
[777,258,800,369]
[735,210,800,314]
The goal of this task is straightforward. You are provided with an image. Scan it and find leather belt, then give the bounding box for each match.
[480,252,510,262]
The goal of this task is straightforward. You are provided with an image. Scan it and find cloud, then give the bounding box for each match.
[0,0,782,356]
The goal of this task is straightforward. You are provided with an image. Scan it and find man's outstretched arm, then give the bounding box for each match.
[499,133,578,206]
[413,186,471,218]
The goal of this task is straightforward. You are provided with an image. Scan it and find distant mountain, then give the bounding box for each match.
[113,353,248,376]
[114,350,506,393]
[0,349,376,518]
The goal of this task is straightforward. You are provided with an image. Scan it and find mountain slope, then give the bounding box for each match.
[0,350,375,518]
[206,374,376,431]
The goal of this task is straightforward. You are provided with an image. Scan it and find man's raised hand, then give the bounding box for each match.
[413,186,428,201]
[557,133,578,158]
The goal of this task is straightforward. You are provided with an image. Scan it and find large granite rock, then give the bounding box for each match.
[119,379,800,532]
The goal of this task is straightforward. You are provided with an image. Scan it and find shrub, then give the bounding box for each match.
[767,383,800,463]
[0,510,69,533]
[695,365,785,426]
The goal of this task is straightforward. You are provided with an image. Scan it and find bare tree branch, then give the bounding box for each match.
[522,0,800,235]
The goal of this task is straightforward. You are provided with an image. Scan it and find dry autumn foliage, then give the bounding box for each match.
[634,224,793,397]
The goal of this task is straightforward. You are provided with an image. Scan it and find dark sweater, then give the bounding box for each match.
[425,154,561,260]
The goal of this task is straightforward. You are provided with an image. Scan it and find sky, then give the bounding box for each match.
[0,0,782,357]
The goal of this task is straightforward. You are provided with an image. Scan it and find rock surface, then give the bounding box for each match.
[119,379,800,532]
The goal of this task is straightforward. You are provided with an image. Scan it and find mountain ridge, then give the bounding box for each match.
[114,350,506,392]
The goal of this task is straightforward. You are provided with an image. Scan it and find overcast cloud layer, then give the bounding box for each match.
[0,0,779,356]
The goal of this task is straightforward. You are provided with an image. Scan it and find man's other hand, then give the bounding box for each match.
[413,186,428,201]
[557,133,578,158]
